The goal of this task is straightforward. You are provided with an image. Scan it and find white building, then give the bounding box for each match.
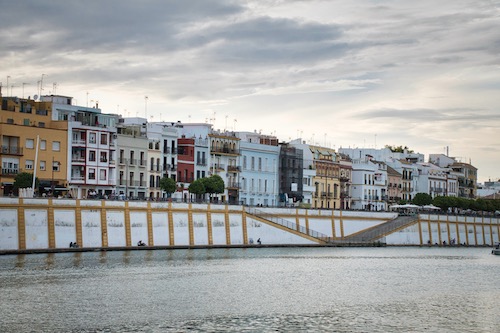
[288,139,316,207]
[45,95,118,199]
[350,157,388,211]
[237,132,280,207]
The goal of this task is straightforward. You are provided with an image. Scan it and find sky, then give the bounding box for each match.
[1,0,499,182]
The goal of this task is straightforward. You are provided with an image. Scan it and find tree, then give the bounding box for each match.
[201,175,224,201]
[412,193,433,206]
[385,145,414,153]
[188,179,206,202]
[159,177,177,197]
[13,172,39,192]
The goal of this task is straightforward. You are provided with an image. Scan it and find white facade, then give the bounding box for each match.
[46,95,118,199]
[238,132,280,207]
[351,158,388,211]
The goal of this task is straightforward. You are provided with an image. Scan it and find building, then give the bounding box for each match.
[116,120,148,199]
[278,143,304,206]
[351,156,388,211]
[0,91,68,197]
[386,165,402,205]
[238,132,280,207]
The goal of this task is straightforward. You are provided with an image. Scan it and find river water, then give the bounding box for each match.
[0,247,498,333]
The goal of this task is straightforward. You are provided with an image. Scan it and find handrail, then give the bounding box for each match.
[245,207,332,241]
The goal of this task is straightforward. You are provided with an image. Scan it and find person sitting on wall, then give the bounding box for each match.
[137,240,146,246]
[257,238,261,245]
[69,242,73,248]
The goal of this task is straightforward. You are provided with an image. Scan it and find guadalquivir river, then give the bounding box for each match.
[0,247,499,333]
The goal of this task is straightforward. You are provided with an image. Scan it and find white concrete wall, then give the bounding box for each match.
[130,211,148,246]
[152,212,169,245]
[211,213,227,245]
[54,209,76,248]
[172,212,189,245]
[192,213,208,245]
[229,213,243,245]
[246,218,316,245]
[81,210,102,247]
[25,209,48,249]
[0,209,18,250]
[106,211,125,247]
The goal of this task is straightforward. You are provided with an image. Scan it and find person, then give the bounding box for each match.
[257,238,261,245]
[137,240,146,246]
[69,242,73,248]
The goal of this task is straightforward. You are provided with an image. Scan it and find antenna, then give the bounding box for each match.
[22,83,29,99]
[145,96,148,120]
[40,74,46,96]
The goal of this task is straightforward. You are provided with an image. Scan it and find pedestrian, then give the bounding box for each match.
[257,238,261,245]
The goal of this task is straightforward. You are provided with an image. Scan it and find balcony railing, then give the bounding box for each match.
[1,168,20,175]
[1,146,23,155]
[211,147,240,155]
[227,165,240,172]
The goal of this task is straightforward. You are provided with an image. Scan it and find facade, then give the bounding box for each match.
[116,121,148,199]
[147,135,163,199]
[208,130,241,204]
[45,95,118,199]
[351,157,388,211]
[310,145,340,209]
[416,162,448,199]
[0,92,68,197]
[451,162,477,198]
[278,143,304,206]
[338,154,353,210]
[238,132,280,207]
[386,165,402,204]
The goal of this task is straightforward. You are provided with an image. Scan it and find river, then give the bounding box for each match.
[0,247,498,332]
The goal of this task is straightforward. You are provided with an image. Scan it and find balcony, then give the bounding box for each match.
[1,168,20,176]
[1,146,23,156]
[196,159,207,166]
[227,165,240,172]
[211,147,240,155]
[211,164,225,171]
[71,155,86,163]
[138,160,147,168]
[226,182,240,189]
[178,177,194,183]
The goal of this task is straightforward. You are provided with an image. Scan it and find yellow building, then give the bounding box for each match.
[0,89,67,196]
[311,145,341,209]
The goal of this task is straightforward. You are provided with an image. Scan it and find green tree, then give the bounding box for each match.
[433,196,452,211]
[385,145,414,153]
[412,193,433,206]
[201,175,225,201]
[159,177,177,197]
[188,179,206,202]
[13,172,39,191]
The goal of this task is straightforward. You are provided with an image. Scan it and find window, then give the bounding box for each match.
[89,133,96,144]
[38,122,45,128]
[25,160,34,170]
[243,156,247,169]
[251,157,255,170]
[100,133,107,145]
[26,139,34,149]
[99,169,107,181]
[40,161,46,171]
[52,161,60,172]
[52,141,60,151]
[89,168,96,180]
[40,140,46,150]
[100,151,107,162]
[89,150,96,162]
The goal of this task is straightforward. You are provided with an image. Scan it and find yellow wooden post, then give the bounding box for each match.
[147,202,154,246]
[331,210,336,239]
[455,215,460,245]
[124,201,131,247]
[225,204,231,245]
[17,199,26,250]
[75,199,83,246]
[188,203,194,245]
[242,207,248,245]
[168,201,174,246]
[446,214,451,244]
[207,204,213,245]
[47,199,55,248]
[101,201,108,247]
[473,217,478,246]
[418,215,423,245]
